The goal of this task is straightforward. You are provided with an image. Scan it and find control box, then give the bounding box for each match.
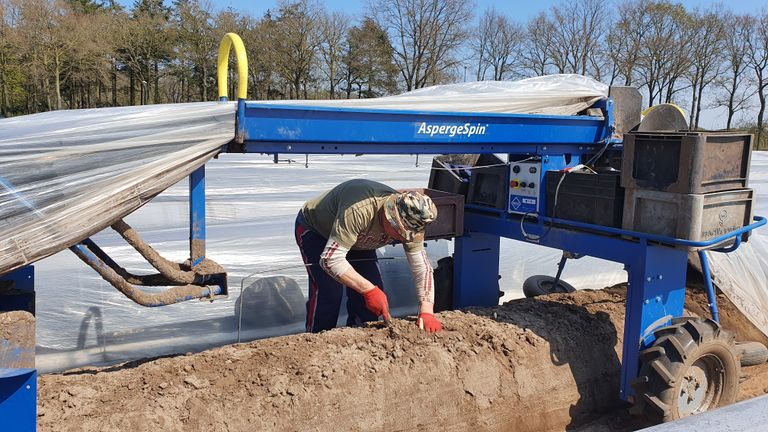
[508,161,541,214]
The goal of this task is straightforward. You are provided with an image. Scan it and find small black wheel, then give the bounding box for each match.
[631,317,740,422]
[736,341,768,367]
[522,275,576,298]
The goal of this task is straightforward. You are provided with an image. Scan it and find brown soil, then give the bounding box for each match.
[37,287,768,432]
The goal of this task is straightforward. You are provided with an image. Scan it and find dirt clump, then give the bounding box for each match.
[37,287,768,432]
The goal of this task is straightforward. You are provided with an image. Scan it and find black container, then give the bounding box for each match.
[545,170,624,228]
[427,154,476,195]
[467,154,508,210]
[622,131,752,194]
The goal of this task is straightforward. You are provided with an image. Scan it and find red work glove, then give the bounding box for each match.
[362,286,390,319]
[416,313,442,333]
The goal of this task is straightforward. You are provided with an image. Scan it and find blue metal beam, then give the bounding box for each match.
[235,103,611,155]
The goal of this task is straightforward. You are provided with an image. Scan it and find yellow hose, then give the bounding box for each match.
[217,33,248,100]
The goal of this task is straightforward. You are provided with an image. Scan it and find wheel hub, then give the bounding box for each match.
[678,357,721,416]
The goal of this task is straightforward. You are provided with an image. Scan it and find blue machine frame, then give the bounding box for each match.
[217,96,765,402]
[1,95,764,415]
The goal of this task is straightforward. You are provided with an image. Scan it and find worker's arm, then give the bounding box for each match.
[317,236,373,293]
[318,237,389,319]
[405,248,442,332]
[405,249,435,313]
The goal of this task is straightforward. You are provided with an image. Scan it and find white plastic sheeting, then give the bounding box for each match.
[259,74,609,115]
[706,151,768,338]
[0,102,236,276]
[31,153,626,372]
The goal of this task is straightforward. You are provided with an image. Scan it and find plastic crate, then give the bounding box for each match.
[545,171,624,228]
[466,154,508,210]
[427,155,476,195]
[622,188,754,249]
[400,188,464,240]
[622,131,752,194]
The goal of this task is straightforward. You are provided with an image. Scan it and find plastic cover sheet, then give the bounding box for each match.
[29,152,627,372]
[258,74,609,115]
[0,102,236,276]
[706,151,768,337]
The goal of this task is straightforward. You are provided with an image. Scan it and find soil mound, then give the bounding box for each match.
[37,287,768,432]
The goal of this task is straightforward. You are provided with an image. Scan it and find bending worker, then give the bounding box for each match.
[294,179,442,333]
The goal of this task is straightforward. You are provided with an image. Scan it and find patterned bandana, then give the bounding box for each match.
[383,191,438,242]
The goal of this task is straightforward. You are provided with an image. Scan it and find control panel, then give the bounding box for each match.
[508,161,541,214]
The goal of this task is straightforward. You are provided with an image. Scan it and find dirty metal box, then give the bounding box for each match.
[622,132,752,194]
[427,154,475,196]
[545,171,624,228]
[401,188,464,240]
[622,188,753,249]
[466,154,508,210]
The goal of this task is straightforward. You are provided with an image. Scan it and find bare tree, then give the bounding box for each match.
[522,12,555,76]
[317,10,349,98]
[471,7,523,81]
[712,13,754,130]
[684,6,725,129]
[607,0,652,86]
[174,0,217,102]
[0,0,22,116]
[271,0,320,99]
[369,0,473,90]
[746,11,768,147]
[546,0,608,79]
[633,1,691,107]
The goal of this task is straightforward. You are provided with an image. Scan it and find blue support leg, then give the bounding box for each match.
[189,165,206,267]
[0,369,36,432]
[697,250,720,323]
[453,232,501,308]
[620,243,688,401]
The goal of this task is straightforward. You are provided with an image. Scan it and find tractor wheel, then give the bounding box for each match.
[522,275,576,298]
[631,317,740,422]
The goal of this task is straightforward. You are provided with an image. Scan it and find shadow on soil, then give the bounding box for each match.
[465,294,651,431]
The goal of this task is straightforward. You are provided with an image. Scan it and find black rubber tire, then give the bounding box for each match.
[736,341,768,367]
[631,317,740,422]
[522,275,576,298]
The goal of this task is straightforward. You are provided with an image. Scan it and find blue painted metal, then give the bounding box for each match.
[453,232,501,307]
[697,250,720,323]
[189,165,206,267]
[0,266,34,315]
[237,103,611,155]
[231,99,768,402]
[236,98,246,143]
[459,209,753,400]
[0,368,36,432]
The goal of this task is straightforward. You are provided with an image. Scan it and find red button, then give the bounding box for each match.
[510,180,519,188]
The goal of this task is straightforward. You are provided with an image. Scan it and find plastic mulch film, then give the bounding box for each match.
[256,74,609,115]
[0,102,236,275]
[706,151,768,338]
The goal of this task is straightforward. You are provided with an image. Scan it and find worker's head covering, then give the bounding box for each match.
[383,191,437,242]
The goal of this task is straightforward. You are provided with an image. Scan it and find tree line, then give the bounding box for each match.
[1,0,767,145]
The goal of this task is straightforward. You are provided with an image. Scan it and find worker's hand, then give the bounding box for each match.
[416,312,442,333]
[362,286,390,319]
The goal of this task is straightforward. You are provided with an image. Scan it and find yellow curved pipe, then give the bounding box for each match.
[217,33,248,100]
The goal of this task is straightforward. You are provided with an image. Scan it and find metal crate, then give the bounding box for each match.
[622,131,752,194]
[622,188,754,249]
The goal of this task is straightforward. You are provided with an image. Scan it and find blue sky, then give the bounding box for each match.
[116,0,767,19]
[211,0,766,20]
